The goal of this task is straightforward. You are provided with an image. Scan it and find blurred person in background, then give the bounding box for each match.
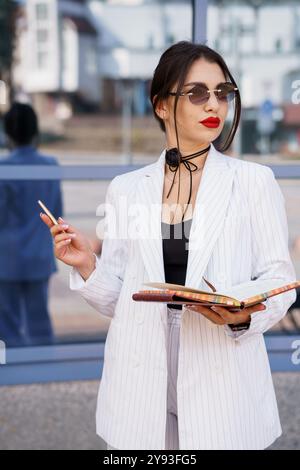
[0,102,63,346]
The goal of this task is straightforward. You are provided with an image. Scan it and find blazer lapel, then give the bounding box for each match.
[185,145,236,289]
[135,144,236,289]
[135,150,166,284]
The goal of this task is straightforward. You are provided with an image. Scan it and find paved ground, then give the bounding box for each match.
[0,373,299,450]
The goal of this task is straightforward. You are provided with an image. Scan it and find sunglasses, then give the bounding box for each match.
[169,82,238,105]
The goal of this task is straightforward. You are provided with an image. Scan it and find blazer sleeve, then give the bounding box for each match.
[224,165,297,342]
[69,177,128,319]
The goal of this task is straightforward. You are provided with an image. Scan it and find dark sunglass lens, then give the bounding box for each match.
[218,83,236,101]
[189,85,209,105]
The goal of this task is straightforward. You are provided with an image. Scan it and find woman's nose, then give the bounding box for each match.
[204,91,220,112]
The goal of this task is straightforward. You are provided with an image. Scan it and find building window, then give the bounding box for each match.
[275,37,282,53]
[86,46,97,76]
[36,3,48,21]
[37,50,48,68]
[37,29,48,43]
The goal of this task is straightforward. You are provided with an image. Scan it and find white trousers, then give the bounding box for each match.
[106,306,181,450]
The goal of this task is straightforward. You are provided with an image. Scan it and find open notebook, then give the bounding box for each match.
[132,278,300,312]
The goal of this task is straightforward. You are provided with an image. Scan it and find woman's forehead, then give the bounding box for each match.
[185,59,226,87]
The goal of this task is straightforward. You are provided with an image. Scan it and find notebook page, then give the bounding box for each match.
[217,278,285,301]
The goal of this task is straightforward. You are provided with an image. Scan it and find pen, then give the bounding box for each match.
[38,199,66,233]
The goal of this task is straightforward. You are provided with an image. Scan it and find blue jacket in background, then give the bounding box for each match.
[0,145,63,281]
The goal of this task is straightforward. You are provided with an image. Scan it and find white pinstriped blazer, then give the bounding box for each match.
[70,143,296,450]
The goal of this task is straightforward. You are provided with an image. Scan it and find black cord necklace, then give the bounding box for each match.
[165,144,211,223]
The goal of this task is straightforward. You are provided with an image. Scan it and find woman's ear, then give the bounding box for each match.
[153,96,169,121]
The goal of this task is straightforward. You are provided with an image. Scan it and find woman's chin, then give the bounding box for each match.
[196,129,222,144]
[185,132,216,146]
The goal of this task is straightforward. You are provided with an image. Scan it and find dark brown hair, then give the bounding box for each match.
[4,102,39,146]
[150,41,241,152]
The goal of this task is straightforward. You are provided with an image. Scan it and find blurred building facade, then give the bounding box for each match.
[12,0,192,117]
[208,1,300,154]
[13,0,100,117]
[10,0,300,154]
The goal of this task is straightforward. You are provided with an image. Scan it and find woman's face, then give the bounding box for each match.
[158,58,230,150]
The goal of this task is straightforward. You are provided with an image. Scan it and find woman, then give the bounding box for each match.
[41,42,296,450]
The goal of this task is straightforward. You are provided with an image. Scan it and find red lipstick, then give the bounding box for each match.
[199,117,220,128]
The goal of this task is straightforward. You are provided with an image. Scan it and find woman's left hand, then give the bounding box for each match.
[184,303,266,326]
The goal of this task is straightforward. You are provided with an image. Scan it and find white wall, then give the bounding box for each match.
[99,48,164,79]
[61,21,78,92]
[24,0,61,92]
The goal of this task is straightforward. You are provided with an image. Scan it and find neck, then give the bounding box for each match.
[164,139,211,178]
[166,136,210,156]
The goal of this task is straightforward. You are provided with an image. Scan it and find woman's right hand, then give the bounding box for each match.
[40,213,96,280]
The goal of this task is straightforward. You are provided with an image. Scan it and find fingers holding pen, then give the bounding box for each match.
[39,212,54,229]
[39,213,76,237]
[52,223,78,255]
[54,232,77,246]
[55,237,74,251]
[40,212,94,268]
[51,219,78,249]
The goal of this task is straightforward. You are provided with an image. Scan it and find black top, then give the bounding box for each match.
[161,218,193,310]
